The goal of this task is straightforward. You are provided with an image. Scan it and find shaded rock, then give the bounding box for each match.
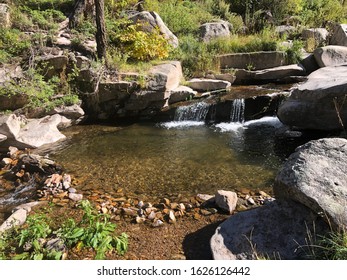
[187,79,231,92]
[45,238,66,255]
[0,134,7,143]
[168,86,197,104]
[199,21,231,42]
[210,200,328,260]
[0,114,21,139]
[0,208,27,233]
[215,190,238,214]
[313,45,347,67]
[330,24,347,46]
[0,93,29,111]
[0,4,10,28]
[97,81,138,103]
[147,61,183,92]
[274,138,347,230]
[130,11,179,48]
[302,28,329,46]
[36,55,69,79]
[299,53,319,75]
[277,64,347,130]
[219,51,287,71]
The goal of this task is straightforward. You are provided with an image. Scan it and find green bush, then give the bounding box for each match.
[0,28,31,64]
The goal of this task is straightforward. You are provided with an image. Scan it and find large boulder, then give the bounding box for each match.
[1,114,68,149]
[219,51,287,71]
[147,61,183,92]
[210,200,328,260]
[330,24,347,46]
[0,64,23,84]
[129,11,179,48]
[275,25,296,38]
[277,65,347,131]
[199,21,231,42]
[274,138,347,230]
[301,28,329,46]
[313,45,347,67]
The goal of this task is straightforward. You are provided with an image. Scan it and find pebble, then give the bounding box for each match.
[152,219,164,227]
[68,188,77,193]
[135,217,146,224]
[68,193,83,202]
[168,210,176,224]
[147,211,156,220]
[247,197,255,205]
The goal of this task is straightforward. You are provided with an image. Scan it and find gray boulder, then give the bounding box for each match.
[211,199,328,260]
[219,51,287,71]
[274,138,347,230]
[199,21,231,42]
[130,11,179,48]
[313,45,347,67]
[330,24,347,46]
[277,64,347,130]
[147,61,183,92]
[302,28,329,46]
[13,114,68,149]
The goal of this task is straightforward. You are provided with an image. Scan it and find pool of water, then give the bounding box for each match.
[47,117,289,199]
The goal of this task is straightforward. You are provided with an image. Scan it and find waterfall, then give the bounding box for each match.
[174,102,210,121]
[230,99,245,123]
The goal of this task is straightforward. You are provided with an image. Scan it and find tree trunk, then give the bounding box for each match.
[69,0,86,29]
[95,0,107,61]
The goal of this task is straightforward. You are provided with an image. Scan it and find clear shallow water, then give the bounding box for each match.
[48,117,287,199]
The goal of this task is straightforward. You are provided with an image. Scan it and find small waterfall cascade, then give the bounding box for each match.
[230,99,245,123]
[174,102,210,121]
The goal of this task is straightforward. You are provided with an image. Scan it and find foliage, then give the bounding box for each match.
[314,230,347,260]
[283,40,304,64]
[0,69,79,112]
[144,0,216,36]
[0,200,128,260]
[115,24,171,61]
[171,29,279,77]
[0,28,31,64]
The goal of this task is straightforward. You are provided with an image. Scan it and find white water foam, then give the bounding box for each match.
[244,116,283,128]
[215,116,283,132]
[160,121,205,129]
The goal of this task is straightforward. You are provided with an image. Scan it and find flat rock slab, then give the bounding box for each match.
[168,86,197,104]
[187,78,231,92]
[274,138,347,230]
[219,51,287,71]
[210,200,328,260]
